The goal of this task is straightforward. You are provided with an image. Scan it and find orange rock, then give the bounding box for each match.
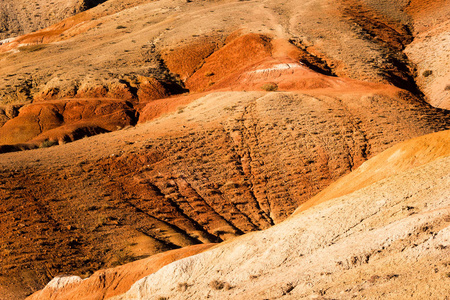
[185,33,273,92]
[0,99,136,146]
[162,40,219,81]
[26,244,215,300]
[136,76,168,102]
[293,130,450,216]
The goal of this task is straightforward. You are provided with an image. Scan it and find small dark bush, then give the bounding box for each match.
[39,140,57,148]
[177,282,189,292]
[209,280,231,290]
[261,82,278,91]
[422,70,433,77]
[18,44,46,52]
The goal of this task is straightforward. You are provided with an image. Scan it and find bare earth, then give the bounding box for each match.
[0,0,449,299]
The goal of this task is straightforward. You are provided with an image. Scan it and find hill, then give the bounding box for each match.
[0,0,449,299]
[28,130,450,299]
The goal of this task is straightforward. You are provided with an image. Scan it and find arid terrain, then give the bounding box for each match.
[0,0,449,299]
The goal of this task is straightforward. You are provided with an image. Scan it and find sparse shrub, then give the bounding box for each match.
[204,71,215,77]
[116,25,127,29]
[177,282,189,292]
[18,44,46,52]
[385,274,399,280]
[223,282,232,290]
[177,106,186,114]
[39,140,57,148]
[96,215,107,226]
[261,82,278,91]
[87,205,99,211]
[209,279,226,290]
[444,85,450,91]
[112,249,135,267]
[422,70,433,77]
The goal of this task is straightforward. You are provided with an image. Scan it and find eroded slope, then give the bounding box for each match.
[111,131,450,299]
[0,0,109,40]
[0,0,448,108]
[1,89,449,299]
[1,0,450,299]
[30,130,450,300]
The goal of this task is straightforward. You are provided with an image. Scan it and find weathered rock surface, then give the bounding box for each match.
[0,0,448,153]
[107,131,450,300]
[294,130,450,215]
[28,130,450,300]
[0,99,137,147]
[0,0,448,107]
[405,19,450,109]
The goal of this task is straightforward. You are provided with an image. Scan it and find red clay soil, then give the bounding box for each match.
[3,32,405,153]
[0,99,136,146]
[0,0,151,53]
[0,12,92,53]
[180,34,402,95]
[135,77,169,103]
[184,33,274,92]
[161,39,220,81]
[406,0,449,19]
[34,76,168,103]
[26,243,214,300]
[137,92,209,124]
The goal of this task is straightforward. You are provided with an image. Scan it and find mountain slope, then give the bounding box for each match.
[30,130,450,300]
[113,131,450,299]
[0,0,450,299]
[1,88,448,298]
[294,130,450,215]
[0,0,109,40]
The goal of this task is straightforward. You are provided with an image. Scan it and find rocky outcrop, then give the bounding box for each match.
[294,130,450,215]
[0,99,137,146]
[29,131,450,300]
[405,19,450,109]
[33,75,168,103]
